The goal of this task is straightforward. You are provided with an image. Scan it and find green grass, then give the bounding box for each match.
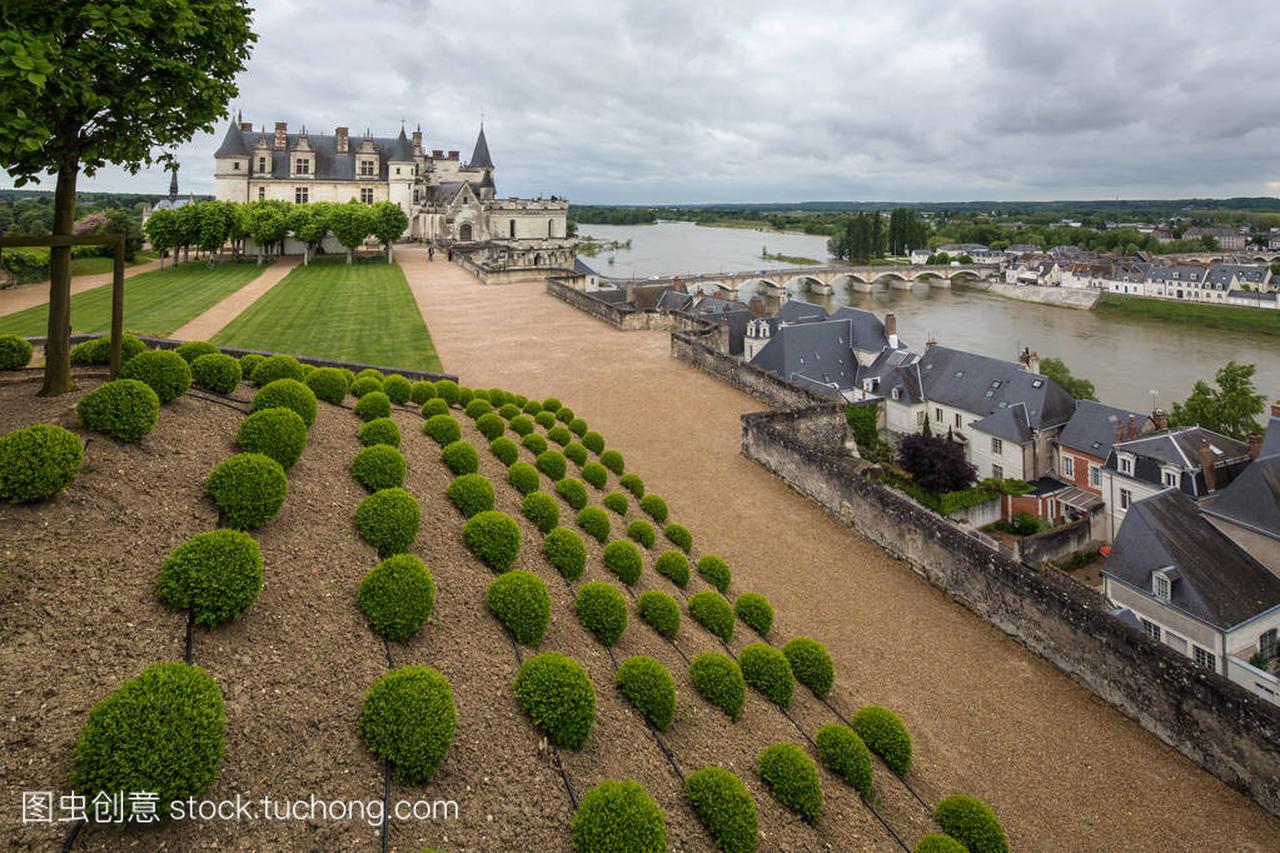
[69,251,157,277]
[761,250,822,266]
[1095,294,1280,337]
[212,259,441,372]
[0,261,265,337]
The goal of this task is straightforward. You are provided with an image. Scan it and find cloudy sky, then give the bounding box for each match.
[46,0,1280,204]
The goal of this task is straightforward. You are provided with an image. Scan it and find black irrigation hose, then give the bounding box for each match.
[380,763,393,853]
[382,637,393,669]
[59,818,85,852]
[184,609,195,665]
[185,389,251,414]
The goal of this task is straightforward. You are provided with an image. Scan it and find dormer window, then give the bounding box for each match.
[257,156,266,173]
[1119,454,1133,475]
[1152,568,1174,601]
[359,159,376,177]
[294,158,310,175]
[1162,470,1178,487]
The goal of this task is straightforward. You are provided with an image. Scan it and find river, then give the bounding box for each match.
[577,221,1280,410]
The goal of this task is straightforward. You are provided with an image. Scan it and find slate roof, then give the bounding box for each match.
[1105,427,1250,498]
[970,405,1033,444]
[1145,264,1207,284]
[829,306,898,353]
[1058,400,1151,459]
[468,126,494,169]
[215,125,427,181]
[772,299,828,326]
[655,289,693,313]
[1207,264,1269,287]
[750,319,859,390]
[1103,488,1280,630]
[1228,289,1278,302]
[573,258,599,277]
[1202,456,1280,541]
[688,295,743,316]
[914,345,1076,431]
[1263,416,1280,459]
[853,347,922,403]
[214,122,249,156]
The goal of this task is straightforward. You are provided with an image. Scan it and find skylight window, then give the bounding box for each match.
[1209,444,1223,456]
[1032,379,1044,388]
[953,371,964,379]
[984,390,995,398]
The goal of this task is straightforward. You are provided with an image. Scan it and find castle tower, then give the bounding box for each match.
[167,161,179,201]
[468,124,495,200]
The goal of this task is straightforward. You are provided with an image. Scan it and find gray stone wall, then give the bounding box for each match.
[670,326,837,409]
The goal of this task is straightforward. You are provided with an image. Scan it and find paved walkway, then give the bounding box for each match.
[0,257,164,318]
[395,246,1280,849]
[168,257,299,341]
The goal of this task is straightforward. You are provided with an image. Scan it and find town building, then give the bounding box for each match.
[1183,227,1246,250]
[1056,401,1156,495]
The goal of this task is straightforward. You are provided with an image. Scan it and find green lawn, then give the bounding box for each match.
[69,251,158,277]
[211,259,441,372]
[0,261,266,337]
[1095,294,1280,337]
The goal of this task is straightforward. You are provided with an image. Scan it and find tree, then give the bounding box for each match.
[897,432,977,493]
[103,207,143,260]
[1168,361,1265,440]
[245,200,288,264]
[329,201,372,264]
[290,203,330,265]
[174,202,201,263]
[196,201,228,265]
[1039,356,1097,401]
[369,201,409,263]
[0,2,255,394]
[143,208,177,267]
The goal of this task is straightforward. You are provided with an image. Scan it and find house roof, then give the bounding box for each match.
[1263,416,1280,459]
[914,345,1076,431]
[853,347,922,403]
[772,299,828,325]
[573,258,599,277]
[468,126,493,169]
[655,289,693,313]
[215,125,440,181]
[1202,456,1280,541]
[750,319,859,390]
[970,405,1033,444]
[1207,264,1268,286]
[1228,289,1278,302]
[389,127,415,161]
[829,306,901,353]
[214,122,250,157]
[1111,427,1247,470]
[1058,400,1151,458]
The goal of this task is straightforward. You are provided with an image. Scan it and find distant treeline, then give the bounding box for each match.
[0,188,192,237]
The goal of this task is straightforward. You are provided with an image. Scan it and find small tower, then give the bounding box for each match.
[167,161,179,201]
[745,318,773,361]
[468,123,495,200]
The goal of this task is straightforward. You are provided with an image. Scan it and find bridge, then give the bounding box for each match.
[607,263,999,297]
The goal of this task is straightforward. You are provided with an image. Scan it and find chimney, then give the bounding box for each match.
[432,149,444,158]
[1151,408,1168,431]
[718,315,731,353]
[884,312,898,349]
[273,121,288,151]
[1126,414,1138,441]
[335,127,348,154]
[926,333,937,349]
[239,120,253,132]
[448,150,459,160]
[1199,440,1217,493]
[1018,347,1040,374]
[749,295,765,316]
[411,126,422,154]
[672,275,684,293]
[1249,432,1263,460]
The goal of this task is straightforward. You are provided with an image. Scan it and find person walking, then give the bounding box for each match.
[428,245,434,262]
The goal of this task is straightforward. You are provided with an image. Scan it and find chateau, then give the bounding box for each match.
[213,119,575,274]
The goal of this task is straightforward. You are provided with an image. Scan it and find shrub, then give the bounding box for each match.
[497,402,521,420]
[358,665,456,785]
[616,656,676,731]
[464,398,493,419]
[521,490,560,533]
[509,414,535,436]
[697,554,732,594]
[523,433,548,455]
[521,399,541,414]
[534,410,556,429]
[636,590,680,640]
[575,581,628,646]
[175,340,219,364]
[663,524,692,554]
[191,353,242,394]
[600,449,625,476]
[237,406,308,469]
[783,637,835,698]
[349,375,383,398]
[620,472,644,497]
[544,527,587,580]
[757,742,822,825]
[542,397,562,412]
[0,424,83,503]
[514,651,595,749]
[684,767,758,853]
[381,374,412,404]
[815,724,873,797]
[250,354,305,386]
[851,705,912,775]
[77,378,159,442]
[689,591,734,642]
[205,453,288,529]
[564,441,588,466]
[448,473,494,518]
[410,380,436,404]
[536,449,567,481]
[156,529,263,628]
[489,436,518,465]
[441,440,480,476]
[420,397,449,418]
[568,417,588,437]
[463,510,521,571]
[350,444,407,491]
[572,780,666,853]
[603,539,644,585]
[238,352,265,378]
[355,390,392,422]
[68,662,225,821]
[475,412,505,440]
[581,461,608,490]
[456,386,474,407]
[898,431,977,493]
[547,424,572,446]
[933,795,1009,853]
[305,366,349,404]
[582,430,605,454]
[70,333,146,365]
[639,493,668,524]
[556,406,575,423]
[507,461,541,495]
[356,368,385,382]
[689,653,745,720]
[739,643,795,708]
[577,506,610,543]
[654,551,691,588]
[433,379,459,406]
[355,487,421,557]
[119,349,190,404]
[555,477,589,510]
[357,553,436,640]
[0,334,33,369]
[914,835,969,853]
[253,379,318,428]
[626,519,656,549]
[300,363,314,378]
[423,414,462,445]
[358,417,401,448]
[471,388,489,402]
[603,491,628,514]
[487,570,551,647]
[735,593,774,638]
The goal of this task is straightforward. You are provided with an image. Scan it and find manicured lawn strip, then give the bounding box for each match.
[1095,294,1280,337]
[211,259,441,372]
[69,251,157,277]
[0,261,265,337]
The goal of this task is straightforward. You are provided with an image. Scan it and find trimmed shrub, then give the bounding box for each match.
[349,375,383,398]
[616,656,676,731]
[251,354,305,386]
[577,506,610,543]
[355,368,385,382]
[175,340,219,364]
[933,795,1009,853]
[409,380,436,404]
[636,590,680,640]
[581,461,608,490]
[464,398,493,419]
[521,490,560,533]
[575,581,628,646]
[156,529,263,628]
[815,724,873,797]
[441,440,480,476]
[783,637,835,699]
[0,334,34,369]
[556,405,575,423]
[358,665,456,785]
[77,378,159,442]
[507,461,541,495]
[603,539,644,585]
[523,432,549,455]
[626,519,656,549]
[582,430,605,455]
[238,352,265,378]
[382,374,412,405]
[544,527,587,580]
[487,570,551,647]
[191,353,242,394]
[734,593,774,638]
[689,591,734,642]
[423,414,461,445]
[509,414,535,436]
[536,449,567,481]
[355,390,392,422]
[253,378,317,428]
[497,402,521,420]
[120,349,191,403]
[547,424,572,446]
[355,487,421,557]
[534,410,556,429]
[603,491,628,514]
[463,510,521,572]
[300,363,314,379]
[568,417,588,437]
[522,399,541,414]
[421,398,449,418]
[68,662,225,821]
[475,412,505,440]
[514,651,595,749]
[620,472,644,498]
[542,397,562,412]
[639,493,668,525]
[654,550,691,588]
[433,378,459,406]
[358,417,401,448]
[564,441,588,466]
[70,333,146,365]
[689,652,745,720]
[351,445,407,491]
[471,388,490,402]
[0,424,83,503]
[599,449,625,476]
[572,780,666,853]
[448,473,494,518]
[306,366,349,404]
[237,406,308,469]
[205,453,287,529]
[685,767,758,853]
[756,742,822,825]
[456,387,474,407]
[555,477,589,510]
[697,554,732,593]
[739,643,795,708]
[915,835,969,853]
[663,523,692,554]
[851,705,912,775]
[357,553,436,640]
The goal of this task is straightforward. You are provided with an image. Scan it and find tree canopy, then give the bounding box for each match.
[1039,357,1097,401]
[897,432,977,493]
[1168,360,1266,440]
[329,201,373,263]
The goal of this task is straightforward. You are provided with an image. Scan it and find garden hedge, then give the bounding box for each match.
[156,529,263,628]
[814,724,873,797]
[757,742,822,825]
[238,352,265,378]
[382,374,412,405]
[306,366,350,404]
[851,705,912,775]
[556,477,589,510]
[352,444,408,491]
[689,652,745,720]
[508,414,535,437]
[462,510,521,572]
[358,417,401,448]
[684,767,758,853]
[616,656,676,731]
[489,435,518,465]
[487,570,552,647]
[734,593,774,638]
[464,398,493,419]
[448,473,495,518]
[357,553,436,641]
[250,354,305,386]
[205,453,288,529]
[253,379,317,428]
[421,397,450,418]
[355,487,422,557]
[663,524,692,554]
[120,349,191,404]
[523,433,549,455]
[77,378,159,442]
[507,460,541,495]
[433,379,459,406]
[575,581,628,646]
[358,665,456,784]
[191,352,242,394]
[581,461,608,490]
[783,637,834,698]
[536,449,567,481]
[620,472,644,498]
[409,380,436,404]
[697,554,732,594]
[441,439,480,476]
[521,490,560,534]
[914,835,968,853]
[654,551,691,588]
[568,417,588,437]
[514,651,595,749]
[564,441,588,466]
[0,423,83,503]
[175,341,219,364]
[626,519,655,549]
[932,795,1008,853]
[599,449,625,476]
[349,375,383,398]
[603,491,628,514]
[636,590,680,640]
[70,333,145,365]
[739,643,795,708]
[548,425,572,447]
[639,493,668,524]
[603,539,643,585]
[582,430,605,455]
[577,506,610,543]
[689,591,734,642]
[355,390,392,422]
[424,414,462,445]
[556,406,575,423]
[0,333,33,369]
[544,527,587,580]
[475,412,505,440]
[237,406,308,469]
[571,780,666,853]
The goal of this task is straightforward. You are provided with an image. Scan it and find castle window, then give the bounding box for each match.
[548,218,555,238]
[233,161,240,170]
[294,158,310,175]
[359,159,375,177]
[360,188,374,204]
[295,186,308,204]
[258,187,265,201]
[509,220,516,238]
[258,156,266,173]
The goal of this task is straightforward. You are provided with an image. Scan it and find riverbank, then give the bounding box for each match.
[1095,293,1280,336]
[968,281,1100,310]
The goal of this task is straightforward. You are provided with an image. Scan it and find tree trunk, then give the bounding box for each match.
[387,244,393,264]
[40,158,79,396]
[257,244,263,266]
[346,247,353,265]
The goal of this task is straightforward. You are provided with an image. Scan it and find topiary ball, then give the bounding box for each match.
[253,378,317,427]
[358,417,401,448]
[352,444,408,491]
[514,651,595,749]
[191,352,242,394]
[689,591,734,642]
[441,439,480,476]
[684,767,758,853]
[689,652,745,720]
[357,553,436,640]
[933,795,1009,853]
[356,487,422,557]
[603,539,643,585]
[603,491,628,514]
[697,554,732,594]
[0,423,83,503]
[382,374,412,405]
[636,590,681,640]
[582,430,605,455]
[739,643,795,708]
[536,449,567,481]
[356,368,384,381]
[654,551,691,588]
[615,656,676,731]
[77,378,159,442]
[507,460,541,495]
[815,724,873,797]
[735,593,774,638]
[509,414,535,437]
[70,333,146,366]
[175,340,219,364]
[620,472,644,498]
[556,477,589,510]
[663,523,692,554]
[548,424,572,446]
[475,412,505,441]
[521,490,560,534]
[542,397,562,413]
[519,398,538,414]
[626,519,656,549]
[421,397,450,418]
[497,402,521,420]
[464,398,493,419]
[433,379,459,406]
[489,435,518,465]
[447,472,495,518]
[355,390,392,422]
[581,461,608,490]
[410,379,436,404]
[575,581,628,646]
[568,417,588,437]
[68,662,225,821]
[851,705,912,775]
[120,349,191,404]
[250,354,305,386]
[544,527,587,580]
[915,835,969,853]
[577,506,610,543]
[534,410,556,429]
[358,665,456,784]
[571,779,667,853]
[456,386,475,408]
[600,449,625,476]
[423,413,462,445]
[523,432,549,456]
[783,637,834,699]
[238,352,265,378]
[205,452,288,529]
[156,529,263,628]
[306,366,350,405]
[639,493,668,524]
[237,406,308,469]
[757,742,822,825]
[0,333,34,369]
[556,406,575,423]
[486,570,551,647]
[349,375,383,399]
[564,441,588,466]
[463,510,521,572]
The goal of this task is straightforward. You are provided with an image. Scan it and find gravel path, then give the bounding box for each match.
[168,257,299,341]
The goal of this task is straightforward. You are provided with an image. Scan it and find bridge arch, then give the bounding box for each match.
[786,275,832,295]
